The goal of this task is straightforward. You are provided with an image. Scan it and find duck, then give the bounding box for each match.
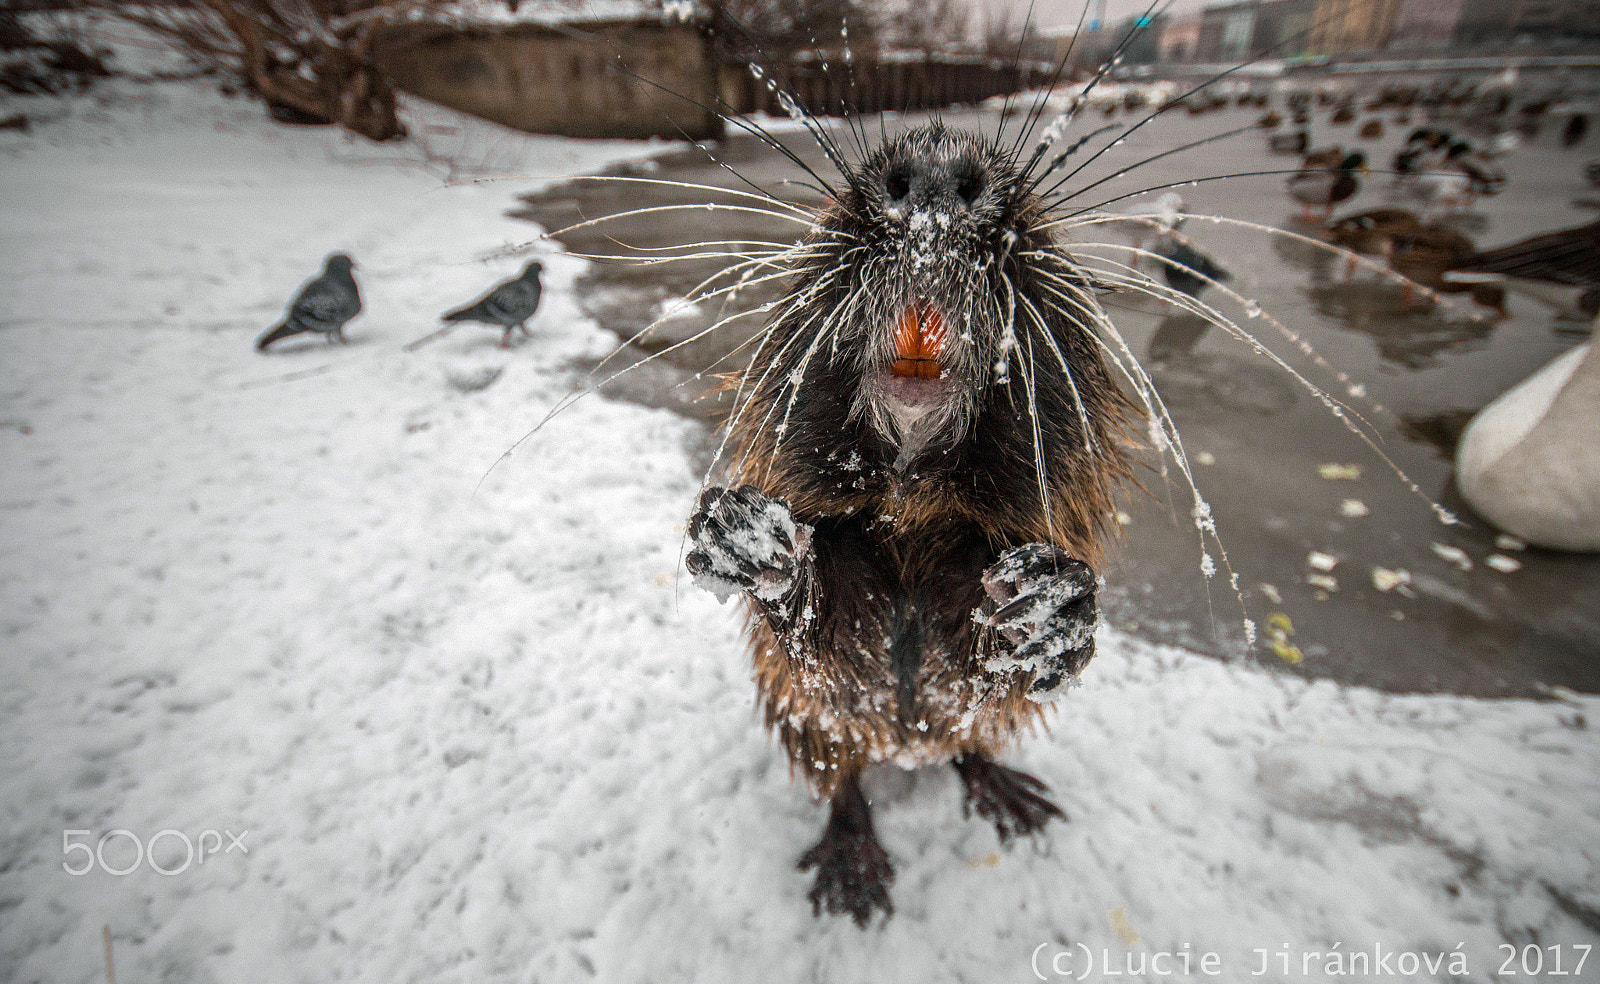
[1326,207,1425,258]
[1119,191,1186,261]
[1152,229,1231,300]
[1392,128,1452,183]
[1330,103,1356,125]
[1564,114,1589,148]
[1386,225,1506,313]
[1456,328,1600,552]
[1326,209,1504,311]
[1257,110,1283,129]
[1358,119,1384,140]
[1288,150,1365,220]
[1269,128,1309,154]
[1412,141,1504,213]
[1483,131,1521,159]
[1446,220,1600,312]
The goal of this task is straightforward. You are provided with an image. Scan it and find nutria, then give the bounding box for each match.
[684,122,1138,925]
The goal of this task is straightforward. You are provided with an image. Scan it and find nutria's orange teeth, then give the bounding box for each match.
[893,302,947,366]
[890,357,943,379]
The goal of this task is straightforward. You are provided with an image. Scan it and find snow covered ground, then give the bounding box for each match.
[2,35,1599,984]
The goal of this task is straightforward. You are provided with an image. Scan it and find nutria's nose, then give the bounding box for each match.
[884,155,985,213]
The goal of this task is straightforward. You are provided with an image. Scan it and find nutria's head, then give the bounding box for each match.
[733,122,1135,545]
[758,122,1112,466]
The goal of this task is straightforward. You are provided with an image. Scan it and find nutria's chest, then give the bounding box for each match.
[777,516,995,711]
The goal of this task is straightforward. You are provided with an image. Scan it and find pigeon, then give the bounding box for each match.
[256,253,361,351]
[440,260,543,348]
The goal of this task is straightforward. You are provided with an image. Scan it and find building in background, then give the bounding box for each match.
[1249,0,1317,58]
[1157,12,1203,61]
[1179,0,1315,62]
[1308,0,1404,53]
[1388,0,1465,49]
[1454,0,1600,45]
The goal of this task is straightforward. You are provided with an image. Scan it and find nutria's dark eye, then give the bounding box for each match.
[884,169,911,203]
[955,171,983,205]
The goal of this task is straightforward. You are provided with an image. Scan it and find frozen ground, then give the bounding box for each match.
[1,38,1599,984]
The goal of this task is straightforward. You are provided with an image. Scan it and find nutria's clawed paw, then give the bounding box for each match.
[686,485,812,604]
[978,543,1099,695]
[797,821,894,928]
[954,754,1066,842]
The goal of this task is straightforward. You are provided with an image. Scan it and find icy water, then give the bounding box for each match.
[515,96,1600,699]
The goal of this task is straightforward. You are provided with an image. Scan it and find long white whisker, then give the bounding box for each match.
[550,174,818,216]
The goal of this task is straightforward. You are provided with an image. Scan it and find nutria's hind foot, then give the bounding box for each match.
[797,777,893,928]
[954,753,1065,843]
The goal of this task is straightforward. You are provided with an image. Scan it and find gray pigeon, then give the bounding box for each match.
[256,253,361,351]
[441,260,543,348]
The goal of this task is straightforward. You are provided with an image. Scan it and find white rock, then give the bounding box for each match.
[1457,339,1600,552]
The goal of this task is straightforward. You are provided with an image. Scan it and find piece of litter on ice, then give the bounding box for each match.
[1486,554,1522,573]
[1267,613,1294,634]
[1372,567,1411,592]
[1495,534,1527,551]
[1109,907,1141,945]
[1306,574,1338,592]
[1430,542,1472,571]
[1318,463,1362,480]
[1307,551,1339,572]
[1339,498,1369,518]
[1115,510,1133,526]
[1195,451,1216,465]
[1259,583,1283,604]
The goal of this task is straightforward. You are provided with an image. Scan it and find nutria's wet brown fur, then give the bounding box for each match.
[688,121,1142,924]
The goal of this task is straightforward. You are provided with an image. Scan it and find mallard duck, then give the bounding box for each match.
[1456,332,1600,552]
[1268,128,1309,154]
[1392,128,1452,182]
[1330,104,1356,125]
[1409,141,1502,213]
[1326,207,1424,257]
[1288,151,1365,220]
[1119,191,1185,261]
[1152,231,1231,300]
[1387,225,1505,313]
[1451,219,1600,289]
[1358,119,1384,140]
[1326,210,1502,310]
[1258,110,1283,129]
[1565,114,1590,148]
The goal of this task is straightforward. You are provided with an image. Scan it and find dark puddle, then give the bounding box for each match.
[513,102,1600,699]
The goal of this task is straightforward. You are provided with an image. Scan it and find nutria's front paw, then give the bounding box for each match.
[977,543,1099,697]
[686,485,812,604]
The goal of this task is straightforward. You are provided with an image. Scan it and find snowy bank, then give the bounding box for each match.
[1,59,1597,984]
